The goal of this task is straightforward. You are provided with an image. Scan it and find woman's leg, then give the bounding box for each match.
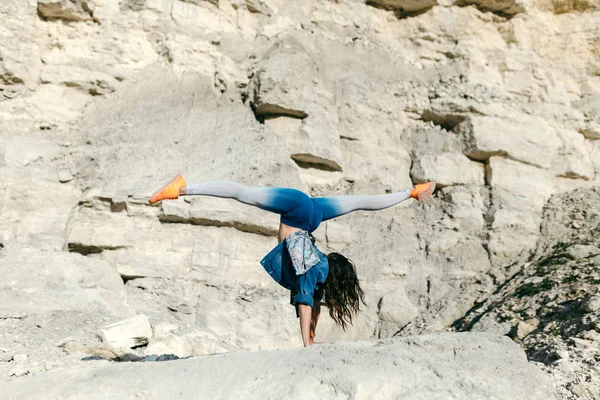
[313,182,435,221]
[183,181,308,215]
[149,174,310,217]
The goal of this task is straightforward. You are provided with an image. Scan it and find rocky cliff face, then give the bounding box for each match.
[453,187,600,399]
[0,0,599,397]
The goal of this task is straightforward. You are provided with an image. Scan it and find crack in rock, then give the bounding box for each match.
[67,243,127,256]
[37,0,97,22]
[291,153,342,172]
[420,110,467,132]
[159,214,277,237]
[252,103,308,123]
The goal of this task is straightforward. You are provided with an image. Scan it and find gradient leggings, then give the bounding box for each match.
[183,181,411,228]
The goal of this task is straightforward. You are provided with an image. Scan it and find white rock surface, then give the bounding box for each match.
[143,323,238,357]
[99,315,153,351]
[1,333,558,400]
[411,153,485,187]
[457,113,561,169]
[0,249,130,318]
[567,244,600,260]
[377,287,420,337]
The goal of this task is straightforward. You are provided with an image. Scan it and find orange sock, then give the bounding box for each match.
[410,182,436,201]
[149,174,187,205]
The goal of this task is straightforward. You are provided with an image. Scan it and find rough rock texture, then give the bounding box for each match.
[1,0,599,397]
[2,333,558,400]
[37,0,96,22]
[99,314,153,351]
[453,188,600,399]
[0,249,130,319]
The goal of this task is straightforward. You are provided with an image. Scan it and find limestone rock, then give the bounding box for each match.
[57,169,73,183]
[581,296,600,313]
[579,122,600,140]
[0,164,81,251]
[1,333,558,400]
[143,324,193,358]
[377,288,419,337]
[0,249,130,318]
[40,65,118,95]
[471,313,512,336]
[456,113,561,169]
[366,0,438,16]
[542,0,600,13]
[455,0,531,15]
[410,153,485,187]
[4,135,61,167]
[485,157,555,260]
[0,0,42,91]
[37,0,95,22]
[245,0,279,14]
[66,204,133,254]
[1,0,600,392]
[160,197,279,237]
[567,244,600,260]
[577,94,600,140]
[100,249,165,280]
[76,66,301,198]
[554,128,595,180]
[181,0,219,6]
[454,188,600,398]
[143,323,237,358]
[250,35,343,172]
[515,319,539,339]
[99,314,152,351]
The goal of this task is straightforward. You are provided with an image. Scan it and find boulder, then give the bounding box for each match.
[581,296,600,313]
[410,153,485,187]
[143,323,238,358]
[567,244,600,260]
[99,314,153,351]
[0,333,558,400]
[456,114,561,169]
[377,287,419,337]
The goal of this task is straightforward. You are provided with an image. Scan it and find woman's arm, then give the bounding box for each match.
[310,301,321,343]
[298,304,313,347]
[298,302,321,347]
[293,264,323,346]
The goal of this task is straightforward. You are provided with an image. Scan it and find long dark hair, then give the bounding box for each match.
[323,252,366,331]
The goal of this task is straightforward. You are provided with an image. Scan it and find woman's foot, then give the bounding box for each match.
[410,182,436,201]
[149,174,187,204]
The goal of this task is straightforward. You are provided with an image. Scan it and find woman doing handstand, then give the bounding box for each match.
[149,176,435,346]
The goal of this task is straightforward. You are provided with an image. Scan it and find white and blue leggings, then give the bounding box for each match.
[183,181,411,231]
